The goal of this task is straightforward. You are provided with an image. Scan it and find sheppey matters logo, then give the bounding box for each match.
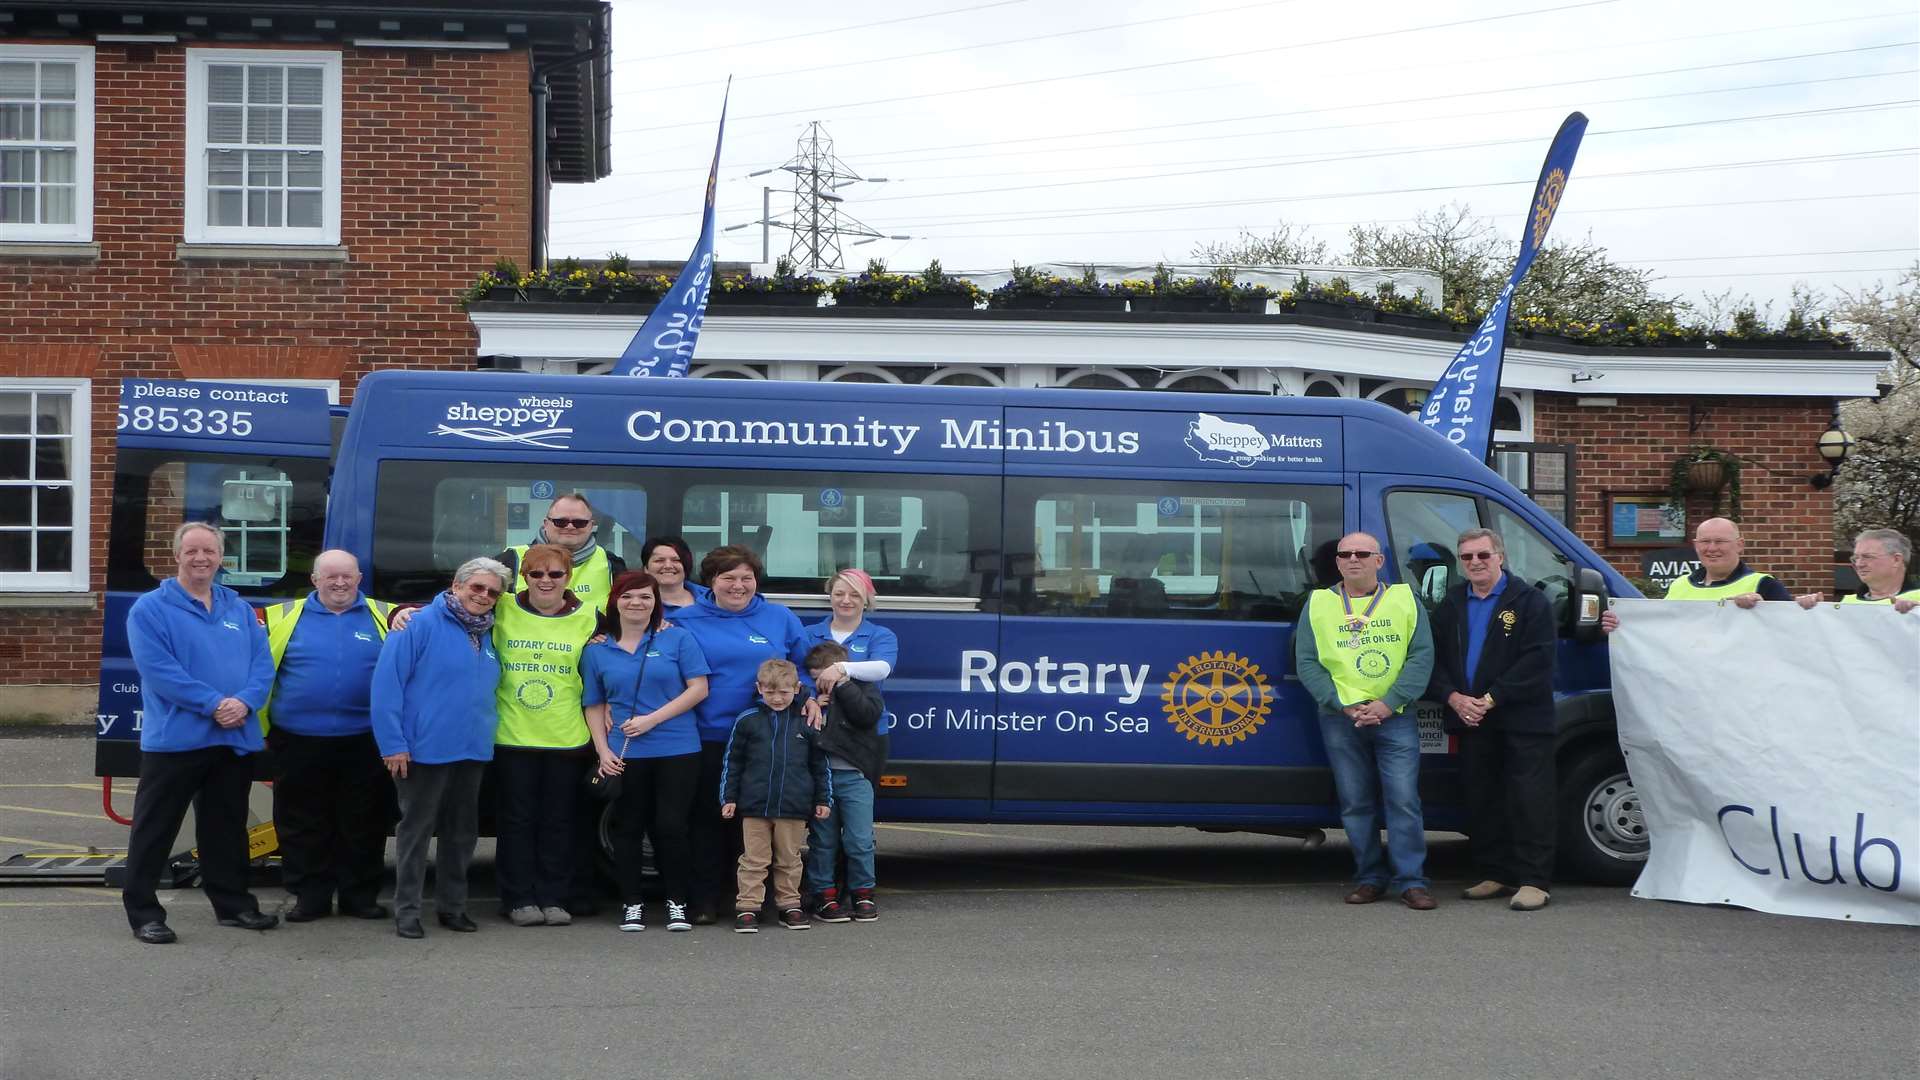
[434,395,575,450]
[1184,412,1328,468]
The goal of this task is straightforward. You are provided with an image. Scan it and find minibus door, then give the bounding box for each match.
[96,379,334,779]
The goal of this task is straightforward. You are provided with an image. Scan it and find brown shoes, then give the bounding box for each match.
[1343,883,1384,905]
[1401,887,1438,910]
[1462,879,1517,900]
[1509,886,1551,911]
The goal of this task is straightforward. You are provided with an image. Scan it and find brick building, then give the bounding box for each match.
[0,0,611,718]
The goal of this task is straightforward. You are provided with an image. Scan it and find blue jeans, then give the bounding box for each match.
[806,767,876,893]
[1317,711,1429,892]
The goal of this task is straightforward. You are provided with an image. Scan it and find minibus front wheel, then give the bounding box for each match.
[1558,742,1648,885]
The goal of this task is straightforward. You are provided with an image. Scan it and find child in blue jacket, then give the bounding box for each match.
[720,659,830,933]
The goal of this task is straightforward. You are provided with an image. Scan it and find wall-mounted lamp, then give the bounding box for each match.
[1810,412,1856,489]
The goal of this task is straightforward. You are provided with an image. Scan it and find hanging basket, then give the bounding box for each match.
[1685,460,1728,493]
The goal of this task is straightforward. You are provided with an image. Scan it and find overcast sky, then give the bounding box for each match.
[549,0,1919,319]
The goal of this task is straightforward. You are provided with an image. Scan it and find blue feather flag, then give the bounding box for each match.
[612,83,730,378]
[1420,112,1588,460]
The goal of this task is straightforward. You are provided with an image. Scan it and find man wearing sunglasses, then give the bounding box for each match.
[1295,531,1437,910]
[1426,528,1558,912]
[496,492,628,614]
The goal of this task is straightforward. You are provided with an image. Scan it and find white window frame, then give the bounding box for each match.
[183,48,341,246]
[0,44,94,242]
[0,378,91,592]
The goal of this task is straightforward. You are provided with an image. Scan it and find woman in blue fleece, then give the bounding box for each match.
[120,522,279,945]
[371,556,508,940]
[671,545,811,923]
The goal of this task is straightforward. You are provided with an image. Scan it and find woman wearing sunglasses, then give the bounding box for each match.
[490,543,601,928]
[371,556,510,939]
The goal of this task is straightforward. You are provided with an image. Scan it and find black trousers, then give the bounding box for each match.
[266,728,391,911]
[1462,726,1558,890]
[492,746,584,910]
[689,739,743,913]
[122,747,261,930]
[610,751,701,905]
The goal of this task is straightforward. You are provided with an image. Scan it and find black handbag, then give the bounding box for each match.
[584,632,653,803]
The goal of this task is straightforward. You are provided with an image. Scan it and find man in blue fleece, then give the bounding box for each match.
[121,522,279,944]
[260,549,398,923]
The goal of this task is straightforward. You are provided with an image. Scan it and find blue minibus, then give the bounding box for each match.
[95,371,1644,883]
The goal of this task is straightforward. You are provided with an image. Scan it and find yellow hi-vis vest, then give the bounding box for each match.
[1306,583,1420,708]
[1842,587,1920,604]
[492,595,597,749]
[1665,571,1769,601]
[512,544,614,613]
[259,596,395,733]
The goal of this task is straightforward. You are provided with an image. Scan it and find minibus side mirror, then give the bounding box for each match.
[1572,566,1607,643]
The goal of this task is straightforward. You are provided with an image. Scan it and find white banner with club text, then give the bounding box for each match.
[1609,599,1920,926]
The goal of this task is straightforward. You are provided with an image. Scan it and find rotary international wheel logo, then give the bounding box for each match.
[1160,650,1273,747]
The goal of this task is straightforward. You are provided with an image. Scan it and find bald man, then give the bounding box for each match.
[1601,517,1792,631]
[260,550,399,922]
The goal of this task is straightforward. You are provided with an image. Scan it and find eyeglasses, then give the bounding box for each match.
[1334,550,1380,560]
[1460,552,1499,563]
[546,517,592,530]
[523,569,568,580]
[463,583,502,599]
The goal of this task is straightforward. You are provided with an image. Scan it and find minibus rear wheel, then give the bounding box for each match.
[1557,742,1647,885]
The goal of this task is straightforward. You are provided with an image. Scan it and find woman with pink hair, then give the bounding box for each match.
[799,568,898,923]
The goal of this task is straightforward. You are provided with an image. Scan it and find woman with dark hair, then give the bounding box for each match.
[672,544,812,923]
[639,535,708,612]
[584,570,710,933]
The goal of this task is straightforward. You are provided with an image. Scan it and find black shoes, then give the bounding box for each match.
[813,892,851,923]
[850,889,879,922]
[733,911,759,933]
[134,921,176,944]
[217,910,280,931]
[284,903,330,923]
[437,912,479,933]
[340,902,391,920]
[396,917,425,939]
[779,908,810,930]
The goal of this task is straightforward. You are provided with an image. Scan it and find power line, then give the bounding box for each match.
[552,105,1919,230]
[841,41,1919,169]
[630,0,1309,93]
[620,0,1033,64]
[896,192,1920,242]
[848,99,1916,207]
[560,65,1912,218]
[614,0,1624,134]
[1655,267,1912,280]
[881,148,1920,229]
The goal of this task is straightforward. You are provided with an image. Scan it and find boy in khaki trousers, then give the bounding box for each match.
[720,660,831,932]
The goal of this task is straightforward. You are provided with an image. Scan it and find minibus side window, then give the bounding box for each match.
[1006,479,1340,621]
[1383,489,1481,608]
[107,450,325,597]
[677,472,995,601]
[1487,501,1575,626]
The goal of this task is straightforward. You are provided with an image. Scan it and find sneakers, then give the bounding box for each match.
[619,903,646,932]
[1510,885,1551,911]
[812,890,851,923]
[508,905,544,927]
[1462,879,1517,900]
[541,905,572,927]
[733,910,759,934]
[850,889,878,922]
[666,900,692,932]
[779,908,810,930]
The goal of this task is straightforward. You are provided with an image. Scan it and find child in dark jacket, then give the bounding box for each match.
[720,659,831,933]
[802,641,889,923]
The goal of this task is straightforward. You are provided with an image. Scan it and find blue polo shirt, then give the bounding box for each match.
[581,627,711,758]
[1463,571,1508,684]
[272,592,385,736]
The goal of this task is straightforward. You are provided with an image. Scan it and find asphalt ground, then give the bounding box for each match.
[0,733,1914,1080]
